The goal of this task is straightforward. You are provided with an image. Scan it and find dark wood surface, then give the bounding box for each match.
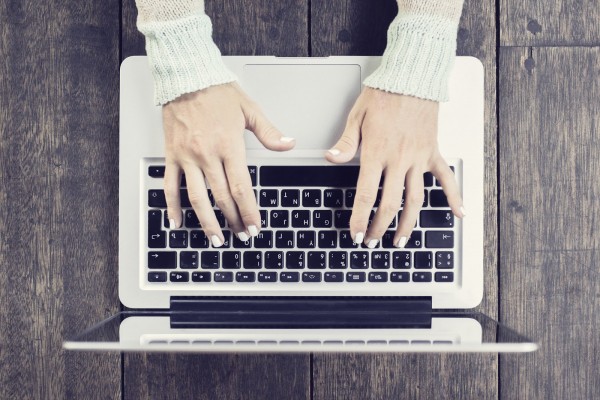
[1,0,599,399]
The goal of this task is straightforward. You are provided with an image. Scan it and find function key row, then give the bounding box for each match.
[149,271,454,283]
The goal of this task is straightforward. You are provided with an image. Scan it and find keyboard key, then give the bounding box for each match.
[270,210,289,227]
[243,252,262,269]
[222,251,241,269]
[207,189,215,206]
[405,231,423,248]
[339,230,358,248]
[169,231,188,248]
[184,210,201,228]
[391,272,410,282]
[318,231,337,248]
[302,272,322,282]
[313,210,333,228]
[214,210,226,227]
[420,210,454,228]
[413,272,432,282]
[414,251,433,269]
[324,272,344,282]
[236,272,256,282]
[201,252,219,269]
[148,190,166,208]
[334,210,352,228]
[148,272,167,282]
[260,210,268,228]
[302,189,321,207]
[275,231,294,248]
[148,210,162,231]
[281,189,300,207]
[436,251,454,269]
[179,189,192,208]
[214,272,233,282]
[260,190,278,207]
[291,210,311,228]
[190,230,209,248]
[345,189,355,207]
[429,190,450,208]
[425,231,454,248]
[435,272,454,282]
[371,252,390,269]
[221,231,231,248]
[286,251,305,269]
[328,251,348,269]
[180,251,199,269]
[248,166,258,186]
[324,189,344,207]
[281,272,300,282]
[148,165,165,178]
[297,231,316,248]
[307,251,326,269]
[192,272,211,282]
[258,272,277,282]
[369,272,388,282]
[232,235,252,248]
[381,231,396,248]
[170,271,189,282]
[423,172,434,187]
[148,230,166,248]
[346,272,366,282]
[260,166,360,187]
[253,231,273,248]
[350,252,369,269]
[148,251,176,269]
[393,251,411,269]
[265,251,284,269]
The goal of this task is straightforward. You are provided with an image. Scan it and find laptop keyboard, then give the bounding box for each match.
[145,162,458,286]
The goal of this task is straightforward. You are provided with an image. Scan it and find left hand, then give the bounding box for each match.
[325,87,465,248]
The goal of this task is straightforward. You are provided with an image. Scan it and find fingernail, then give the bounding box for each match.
[211,235,223,247]
[367,239,379,249]
[396,236,408,248]
[328,148,341,156]
[237,232,250,242]
[280,137,295,143]
[248,225,259,237]
[169,219,176,229]
[354,232,364,245]
[460,206,467,217]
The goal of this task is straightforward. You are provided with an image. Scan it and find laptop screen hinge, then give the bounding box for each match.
[169,296,432,329]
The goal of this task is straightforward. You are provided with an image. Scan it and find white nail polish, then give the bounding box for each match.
[169,219,176,229]
[237,232,250,242]
[354,232,364,245]
[328,148,341,156]
[211,235,223,247]
[367,239,378,249]
[248,225,259,237]
[280,137,295,142]
[460,206,467,217]
[396,236,408,248]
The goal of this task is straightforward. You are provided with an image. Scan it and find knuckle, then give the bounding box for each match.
[212,190,233,206]
[405,192,424,207]
[377,201,400,215]
[338,134,356,149]
[354,190,376,206]
[187,190,206,207]
[230,182,250,200]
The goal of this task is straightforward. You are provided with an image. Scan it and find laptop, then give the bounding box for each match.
[64,56,537,352]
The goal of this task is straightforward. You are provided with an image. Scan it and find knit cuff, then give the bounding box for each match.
[363,12,461,102]
[137,12,237,105]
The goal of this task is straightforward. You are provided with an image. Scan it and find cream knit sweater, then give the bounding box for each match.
[135,0,464,105]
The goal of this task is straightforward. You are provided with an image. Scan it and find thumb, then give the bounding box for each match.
[325,114,362,164]
[244,103,295,152]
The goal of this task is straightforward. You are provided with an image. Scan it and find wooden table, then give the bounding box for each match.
[1,0,598,398]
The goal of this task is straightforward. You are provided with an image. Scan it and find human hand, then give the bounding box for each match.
[162,83,295,247]
[325,87,465,248]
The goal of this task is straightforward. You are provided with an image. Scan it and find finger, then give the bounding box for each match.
[184,165,224,247]
[223,148,261,240]
[202,162,246,237]
[395,168,425,248]
[349,158,383,247]
[366,166,407,243]
[164,162,183,229]
[430,154,465,218]
[325,109,364,164]
[243,102,295,151]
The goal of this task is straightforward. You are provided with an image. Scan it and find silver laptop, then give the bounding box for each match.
[64,56,537,353]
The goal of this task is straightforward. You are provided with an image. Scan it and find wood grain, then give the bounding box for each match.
[310,1,499,398]
[500,0,600,46]
[499,47,600,400]
[0,1,121,399]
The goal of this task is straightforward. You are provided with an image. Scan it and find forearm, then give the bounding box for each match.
[135,0,236,105]
[364,0,464,102]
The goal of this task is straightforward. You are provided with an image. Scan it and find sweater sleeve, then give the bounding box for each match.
[134,0,236,105]
[363,0,464,102]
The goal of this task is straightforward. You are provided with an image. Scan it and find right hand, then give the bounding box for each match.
[162,82,295,247]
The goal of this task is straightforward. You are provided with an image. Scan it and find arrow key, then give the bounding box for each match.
[148,251,176,269]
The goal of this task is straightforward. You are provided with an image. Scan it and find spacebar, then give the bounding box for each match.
[260,166,360,187]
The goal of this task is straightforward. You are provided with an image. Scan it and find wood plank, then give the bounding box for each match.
[499,47,600,400]
[120,1,310,398]
[500,1,600,46]
[0,1,121,399]
[310,1,498,398]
